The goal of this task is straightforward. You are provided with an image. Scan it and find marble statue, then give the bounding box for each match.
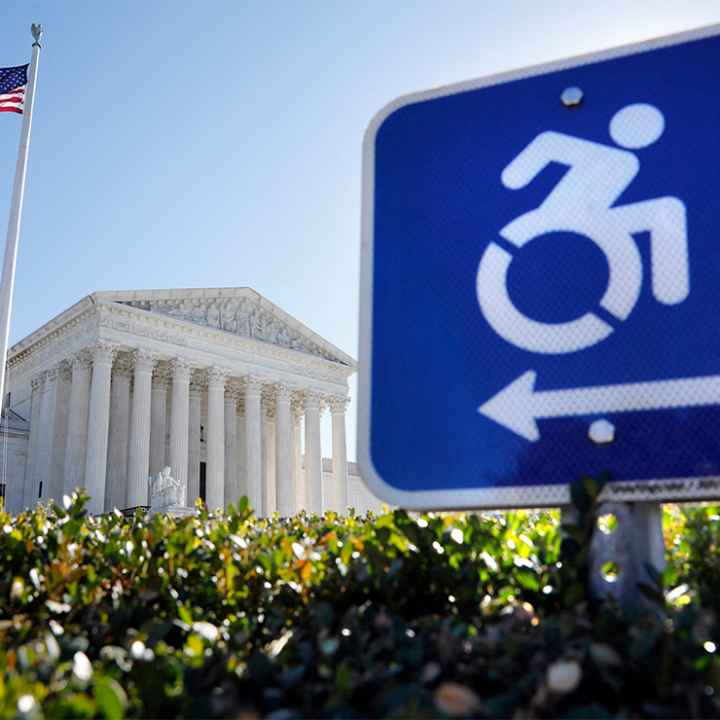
[148,466,193,516]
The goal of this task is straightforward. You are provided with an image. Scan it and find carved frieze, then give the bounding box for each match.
[98,313,189,348]
[118,296,339,362]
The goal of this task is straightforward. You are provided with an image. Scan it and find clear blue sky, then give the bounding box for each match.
[1,1,719,460]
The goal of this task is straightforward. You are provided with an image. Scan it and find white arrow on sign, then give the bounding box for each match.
[479,370,720,441]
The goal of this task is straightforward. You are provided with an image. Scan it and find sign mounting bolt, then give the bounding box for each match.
[561,86,583,107]
[589,419,615,445]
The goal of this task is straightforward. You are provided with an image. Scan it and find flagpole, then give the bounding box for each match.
[0,23,42,409]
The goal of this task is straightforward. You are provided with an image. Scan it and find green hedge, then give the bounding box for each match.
[0,478,719,718]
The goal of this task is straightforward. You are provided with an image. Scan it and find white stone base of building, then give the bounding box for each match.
[148,504,197,519]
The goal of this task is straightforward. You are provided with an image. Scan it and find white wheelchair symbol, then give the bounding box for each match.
[476,103,689,354]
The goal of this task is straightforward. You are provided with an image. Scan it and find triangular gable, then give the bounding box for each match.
[94,288,356,367]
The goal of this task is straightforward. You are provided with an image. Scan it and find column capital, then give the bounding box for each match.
[328,395,350,414]
[30,373,43,391]
[152,365,171,390]
[45,365,59,383]
[263,399,276,420]
[189,367,207,389]
[304,391,322,411]
[70,350,93,370]
[225,385,242,402]
[261,383,276,404]
[189,381,203,399]
[58,362,73,383]
[208,367,230,389]
[90,343,118,367]
[245,375,265,397]
[132,349,159,374]
[226,378,243,397]
[113,356,134,380]
[170,357,193,381]
[292,399,304,421]
[275,382,294,403]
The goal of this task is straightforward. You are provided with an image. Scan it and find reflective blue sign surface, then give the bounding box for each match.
[358,25,720,508]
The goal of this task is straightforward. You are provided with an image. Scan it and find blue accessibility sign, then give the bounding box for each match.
[358,24,720,509]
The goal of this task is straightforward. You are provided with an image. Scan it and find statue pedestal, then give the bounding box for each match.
[148,504,196,519]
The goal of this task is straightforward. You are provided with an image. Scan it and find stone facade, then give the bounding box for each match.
[0,407,29,507]
[2,288,380,516]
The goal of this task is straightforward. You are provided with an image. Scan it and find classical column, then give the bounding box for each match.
[149,368,169,476]
[236,400,247,501]
[275,384,294,516]
[63,352,91,496]
[304,392,323,514]
[126,350,157,508]
[244,377,263,515]
[169,358,192,496]
[84,344,116,515]
[292,400,305,511]
[22,374,43,507]
[224,388,239,507]
[31,372,49,502]
[187,379,202,505]
[35,367,57,502]
[36,365,69,503]
[48,364,71,502]
[106,358,132,511]
[206,367,226,510]
[262,401,276,515]
[330,396,349,513]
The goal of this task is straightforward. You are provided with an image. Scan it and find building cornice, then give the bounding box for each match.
[7,296,95,365]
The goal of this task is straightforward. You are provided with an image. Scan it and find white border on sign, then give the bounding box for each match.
[357,22,720,511]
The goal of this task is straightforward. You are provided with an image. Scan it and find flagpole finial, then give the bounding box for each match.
[31,23,42,47]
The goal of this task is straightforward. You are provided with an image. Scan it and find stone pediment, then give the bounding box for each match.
[99,288,354,367]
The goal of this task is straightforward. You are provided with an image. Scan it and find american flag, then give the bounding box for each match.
[0,65,29,115]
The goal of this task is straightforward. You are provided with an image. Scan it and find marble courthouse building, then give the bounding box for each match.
[2,288,378,515]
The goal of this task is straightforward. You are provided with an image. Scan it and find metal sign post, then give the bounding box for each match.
[562,502,665,609]
[359,24,720,600]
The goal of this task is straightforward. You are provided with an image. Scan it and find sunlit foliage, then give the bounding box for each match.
[0,482,718,718]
